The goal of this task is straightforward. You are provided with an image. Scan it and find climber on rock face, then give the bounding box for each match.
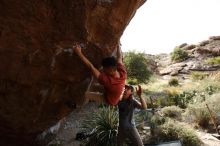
[73,43,126,106]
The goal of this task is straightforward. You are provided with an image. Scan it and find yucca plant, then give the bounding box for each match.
[81,106,118,146]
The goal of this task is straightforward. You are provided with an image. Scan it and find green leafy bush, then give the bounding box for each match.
[154,120,201,146]
[126,78,138,85]
[207,93,220,124]
[156,96,169,107]
[168,78,179,86]
[171,48,188,62]
[163,88,180,106]
[124,51,152,83]
[81,107,118,146]
[191,72,208,80]
[166,96,176,106]
[150,115,166,126]
[205,57,220,65]
[173,91,195,108]
[188,84,220,104]
[161,106,183,119]
[205,85,218,95]
[164,89,195,108]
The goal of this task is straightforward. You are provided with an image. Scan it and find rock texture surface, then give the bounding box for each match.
[0,0,146,145]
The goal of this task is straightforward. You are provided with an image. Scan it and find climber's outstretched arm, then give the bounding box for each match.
[73,44,100,79]
[116,43,123,64]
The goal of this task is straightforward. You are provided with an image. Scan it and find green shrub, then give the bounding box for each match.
[156,96,168,107]
[124,51,152,83]
[168,78,179,86]
[161,106,183,119]
[195,109,210,128]
[185,93,220,129]
[154,120,201,146]
[206,93,220,124]
[205,57,220,65]
[189,84,220,104]
[171,48,188,62]
[134,110,151,128]
[173,91,195,108]
[150,115,166,135]
[164,88,195,108]
[191,72,208,80]
[163,88,180,106]
[186,104,210,128]
[205,85,218,95]
[81,107,118,146]
[181,88,220,128]
[164,88,180,97]
[166,96,176,106]
[126,78,138,85]
[150,115,166,127]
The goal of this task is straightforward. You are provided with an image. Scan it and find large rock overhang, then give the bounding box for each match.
[0,0,146,145]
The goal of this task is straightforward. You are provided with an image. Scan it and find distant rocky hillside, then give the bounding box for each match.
[145,36,220,76]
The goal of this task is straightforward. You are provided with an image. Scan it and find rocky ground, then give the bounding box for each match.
[197,131,220,146]
[40,102,99,146]
[41,101,220,146]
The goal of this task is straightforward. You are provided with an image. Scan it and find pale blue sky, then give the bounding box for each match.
[121,0,220,54]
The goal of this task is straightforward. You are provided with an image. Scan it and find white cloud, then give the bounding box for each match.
[121,0,220,54]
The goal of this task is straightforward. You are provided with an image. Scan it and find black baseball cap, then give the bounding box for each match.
[125,84,134,92]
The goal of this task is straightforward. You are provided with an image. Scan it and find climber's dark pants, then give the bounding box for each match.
[117,126,144,146]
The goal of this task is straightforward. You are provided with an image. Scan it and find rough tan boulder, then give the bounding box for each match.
[0,0,146,145]
[182,44,196,50]
[159,63,186,75]
[199,40,210,46]
[179,43,188,48]
[209,36,220,40]
[195,46,220,56]
[158,58,220,76]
